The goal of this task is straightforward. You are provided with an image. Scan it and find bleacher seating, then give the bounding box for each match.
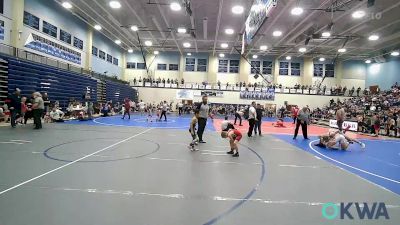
[105,80,137,103]
[1,54,97,107]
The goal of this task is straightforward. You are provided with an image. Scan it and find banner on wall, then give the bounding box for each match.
[176,89,194,100]
[194,90,224,97]
[0,20,4,40]
[329,119,358,132]
[240,88,275,100]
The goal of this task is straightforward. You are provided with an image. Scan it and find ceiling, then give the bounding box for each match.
[59,0,400,60]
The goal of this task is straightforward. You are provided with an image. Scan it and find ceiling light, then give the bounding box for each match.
[109,1,121,9]
[94,25,102,30]
[338,48,346,53]
[252,55,258,59]
[154,51,159,55]
[368,35,379,41]
[299,47,306,52]
[232,5,244,14]
[321,32,331,37]
[187,53,192,56]
[131,25,139,31]
[365,59,371,64]
[352,10,365,19]
[319,57,325,62]
[115,40,121,45]
[177,27,187,33]
[272,30,282,37]
[183,42,191,48]
[391,51,399,56]
[219,53,225,58]
[221,43,228,48]
[260,45,268,51]
[62,2,72,9]
[291,7,303,15]
[144,40,152,46]
[170,2,181,11]
[128,49,133,53]
[286,56,291,60]
[225,28,234,35]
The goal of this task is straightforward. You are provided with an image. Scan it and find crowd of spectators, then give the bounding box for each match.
[311,82,400,137]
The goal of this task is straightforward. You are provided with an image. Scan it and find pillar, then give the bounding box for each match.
[238,57,250,83]
[10,0,25,49]
[302,57,313,85]
[85,28,93,71]
[208,53,218,83]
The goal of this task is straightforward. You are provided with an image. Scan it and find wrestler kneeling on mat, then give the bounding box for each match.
[188,109,200,151]
[316,130,365,150]
[221,129,242,157]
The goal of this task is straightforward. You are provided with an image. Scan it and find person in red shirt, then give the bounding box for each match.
[292,105,299,124]
[122,98,131,119]
[221,129,242,157]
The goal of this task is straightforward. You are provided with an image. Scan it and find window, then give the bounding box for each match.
[279,62,289,75]
[137,63,146,69]
[291,62,300,76]
[113,57,118,66]
[262,61,272,74]
[59,29,71,44]
[42,21,58,38]
[197,59,207,72]
[126,62,136,69]
[229,60,239,73]
[106,54,112,63]
[218,59,228,73]
[250,61,261,74]
[157,63,167,70]
[169,64,179,71]
[73,37,84,50]
[185,57,195,71]
[92,46,98,56]
[99,50,105,60]
[24,11,40,30]
[313,63,323,77]
[325,64,335,77]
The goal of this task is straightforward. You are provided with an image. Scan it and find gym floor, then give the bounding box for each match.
[0,115,399,225]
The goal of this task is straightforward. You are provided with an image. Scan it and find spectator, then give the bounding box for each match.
[5,88,21,128]
[49,107,65,122]
[32,92,44,129]
[291,105,299,124]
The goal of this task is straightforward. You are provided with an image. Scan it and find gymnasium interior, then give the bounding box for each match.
[0,0,399,224]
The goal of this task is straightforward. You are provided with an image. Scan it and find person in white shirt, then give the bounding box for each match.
[50,107,65,122]
[159,100,168,121]
[138,100,145,116]
[177,102,184,116]
[248,101,257,137]
[221,116,235,131]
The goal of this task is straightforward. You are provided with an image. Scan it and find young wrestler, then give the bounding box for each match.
[272,118,286,127]
[316,130,365,150]
[221,128,242,157]
[188,110,200,151]
[221,116,235,131]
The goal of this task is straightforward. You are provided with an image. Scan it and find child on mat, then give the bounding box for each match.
[221,129,242,157]
[272,118,286,127]
[188,109,200,151]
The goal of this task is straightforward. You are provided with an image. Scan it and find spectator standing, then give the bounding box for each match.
[291,105,299,124]
[234,107,243,126]
[248,102,257,137]
[254,103,263,136]
[293,107,310,140]
[160,100,168,121]
[32,92,44,129]
[122,98,131,119]
[5,88,21,128]
[177,101,183,116]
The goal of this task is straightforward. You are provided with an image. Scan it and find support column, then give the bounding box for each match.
[121,52,126,80]
[273,58,279,84]
[208,53,218,83]
[335,60,343,86]
[10,0,25,49]
[302,57,313,85]
[179,54,184,80]
[85,28,93,71]
[239,57,250,83]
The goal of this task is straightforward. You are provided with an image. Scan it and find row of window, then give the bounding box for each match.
[92,46,119,66]
[314,63,335,77]
[185,58,207,72]
[126,62,179,71]
[218,59,240,73]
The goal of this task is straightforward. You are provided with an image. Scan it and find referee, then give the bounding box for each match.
[196,95,212,143]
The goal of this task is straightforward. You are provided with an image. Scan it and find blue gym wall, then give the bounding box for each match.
[91,31,123,77]
[342,60,367,80]
[366,59,400,90]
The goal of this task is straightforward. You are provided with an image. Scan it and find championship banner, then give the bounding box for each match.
[329,120,358,132]
[240,88,275,100]
[176,90,194,100]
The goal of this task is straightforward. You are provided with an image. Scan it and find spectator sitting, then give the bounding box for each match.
[49,107,65,122]
[101,104,111,117]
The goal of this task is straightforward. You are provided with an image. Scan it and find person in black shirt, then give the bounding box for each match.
[5,88,21,128]
[253,104,264,136]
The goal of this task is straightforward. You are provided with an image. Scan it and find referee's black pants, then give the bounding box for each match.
[197,118,207,141]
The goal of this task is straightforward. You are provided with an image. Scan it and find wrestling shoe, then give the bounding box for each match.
[360,142,366,149]
[232,152,239,157]
[226,150,234,154]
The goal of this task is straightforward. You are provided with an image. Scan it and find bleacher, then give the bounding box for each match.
[105,80,137,103]
[0,53,137,108]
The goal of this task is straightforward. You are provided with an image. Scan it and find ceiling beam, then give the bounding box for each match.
[212,0,224,56]
[154,0,182,55]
